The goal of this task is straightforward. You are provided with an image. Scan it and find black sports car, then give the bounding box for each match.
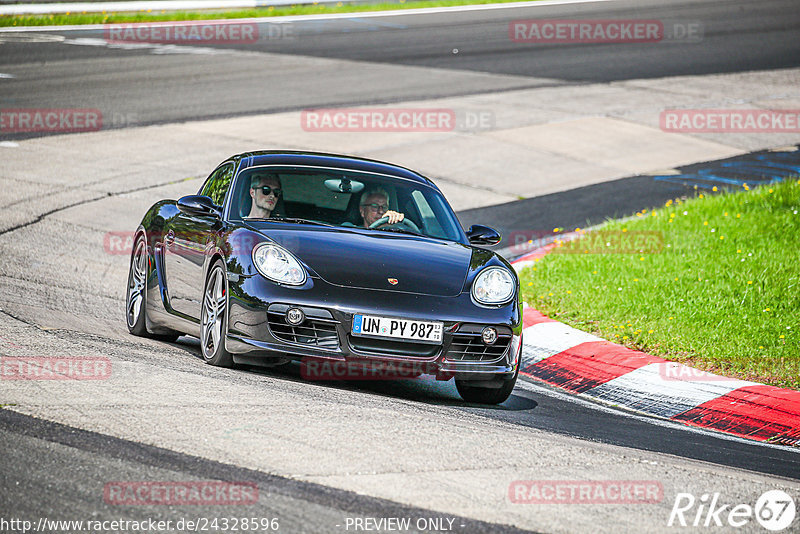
[126,151,522,403]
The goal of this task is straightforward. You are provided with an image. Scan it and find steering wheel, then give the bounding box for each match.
[369,216,421,233]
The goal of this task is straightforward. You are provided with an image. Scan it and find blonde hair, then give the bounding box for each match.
[250,173,281,189]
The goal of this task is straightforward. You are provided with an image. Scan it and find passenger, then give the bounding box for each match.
[246,174,282,219]
[359,187,404,228]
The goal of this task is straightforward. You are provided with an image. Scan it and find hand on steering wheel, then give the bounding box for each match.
[368,215,421,233]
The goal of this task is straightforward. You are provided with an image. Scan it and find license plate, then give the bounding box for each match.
[352,314,443,344]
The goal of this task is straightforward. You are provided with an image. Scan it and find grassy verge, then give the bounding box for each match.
[1,0,535,27]
[519,179,800,390]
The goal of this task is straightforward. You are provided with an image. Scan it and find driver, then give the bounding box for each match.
[246,173,282,219]
[359,187,404,228]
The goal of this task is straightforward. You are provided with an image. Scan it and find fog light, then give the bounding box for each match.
[286,307,305,325]
[481,326,498,345]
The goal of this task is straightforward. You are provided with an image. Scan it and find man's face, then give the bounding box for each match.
[250,177,281,213]
[360,193,389,227]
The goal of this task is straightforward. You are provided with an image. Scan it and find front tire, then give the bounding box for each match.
[201,260,233,367]
[455,364,518,405]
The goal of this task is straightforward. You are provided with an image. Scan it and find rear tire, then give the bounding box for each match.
[201,260,234,367]
[455,365,518,405]
[126,235,180,342]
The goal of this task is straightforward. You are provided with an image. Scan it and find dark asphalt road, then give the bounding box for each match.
[281,366,800,481]
[1,356,798,534]
[0,0,798,130]
[458,146,800,254]
[0,409,536,534]
[213,0,800,81]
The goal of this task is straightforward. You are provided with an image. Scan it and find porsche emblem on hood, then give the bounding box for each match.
[387,278,399,285]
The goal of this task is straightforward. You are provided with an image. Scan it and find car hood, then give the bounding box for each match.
[258,225,472,296]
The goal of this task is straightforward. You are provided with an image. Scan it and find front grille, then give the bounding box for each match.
[267,304,340,350]
[348,335,440,358]
[446,325,512,362]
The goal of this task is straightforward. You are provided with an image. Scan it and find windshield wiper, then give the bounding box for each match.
[246,217,334,227]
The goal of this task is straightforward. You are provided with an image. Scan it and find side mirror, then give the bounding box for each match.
[177,195,220,217]
[466,225,501,246]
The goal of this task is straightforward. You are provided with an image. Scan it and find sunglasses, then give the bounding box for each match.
[361,203,388,213]
[255,186,282,197]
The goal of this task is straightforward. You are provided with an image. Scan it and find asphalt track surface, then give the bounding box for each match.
[2,0,800,531]
[1,0,799,132]
[0,410,531,534]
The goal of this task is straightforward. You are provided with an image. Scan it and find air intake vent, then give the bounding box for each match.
[267,304,340,350]
[446,324,511,362]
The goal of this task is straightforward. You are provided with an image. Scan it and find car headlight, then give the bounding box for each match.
[472,266,515,305]
[252,243,307,285]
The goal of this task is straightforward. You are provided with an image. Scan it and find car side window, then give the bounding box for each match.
[200,163,235,206]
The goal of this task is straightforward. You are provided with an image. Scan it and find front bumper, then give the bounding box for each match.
[225,273,522,380]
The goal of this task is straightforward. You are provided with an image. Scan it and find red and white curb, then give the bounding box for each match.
[511,249,800,447]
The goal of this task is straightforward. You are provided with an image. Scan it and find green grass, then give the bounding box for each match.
[519,179,800,390]
[1,0,536,27]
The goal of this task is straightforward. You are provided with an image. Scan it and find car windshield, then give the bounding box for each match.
[229,166,466,242]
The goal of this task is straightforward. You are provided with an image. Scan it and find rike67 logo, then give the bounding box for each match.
[668,490,796,531]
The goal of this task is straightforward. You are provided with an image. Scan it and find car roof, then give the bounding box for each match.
[235,151,436,187]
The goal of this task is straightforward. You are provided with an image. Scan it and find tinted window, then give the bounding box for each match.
[200,163,235,206]
[230,166,465,242]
